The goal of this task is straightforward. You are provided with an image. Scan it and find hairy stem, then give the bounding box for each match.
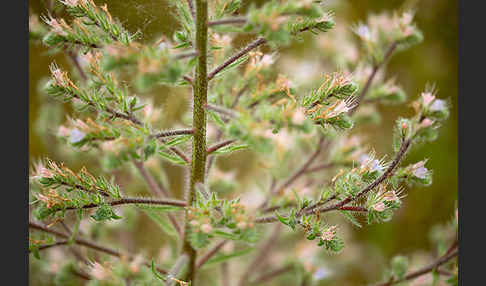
[208,17,247,27]
[183,0,209,283]
[376,250,458,286]
[65,197,187,210]
[349,42,398,116]
[29,221,169,274]
[196,240,228,269]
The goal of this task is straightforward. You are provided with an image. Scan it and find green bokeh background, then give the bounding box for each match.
[29,0,457,284]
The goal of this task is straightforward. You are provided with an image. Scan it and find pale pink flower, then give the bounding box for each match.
[373,202,386,212]
[46,18,67,36]
[60,0,86,7]
[200,223,213,233]
[421,92,436,106]
[57,125,71,137]
[292,107,307,125]
[321,226,337,241]
[420,118,434,128]
[90,262,110,280]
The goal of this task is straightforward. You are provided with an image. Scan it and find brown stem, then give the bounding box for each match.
[349,42,398,116]
[196,240,228,269]
[133,161,183,237]
[65,197,187,210]
[208,17,247,27]
[310,138,411,215]
[133,161,169,197]
[204,103,237,118]
[151,129,194,139]
[258,137,326,210]
[376,250,458,286]
[255,138,411,224]
[207,37,267,80]
[186,0,196,21]
[31,240,69,252]
[207,140,235,154]
[29,221,169,274]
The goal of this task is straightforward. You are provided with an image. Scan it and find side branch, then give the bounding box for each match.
[254,138,411,224]
[29,222,169,274]
[376,250,458,286]
[310,138,411,215]
[151,129,194,138]
[207,37,267,80]
[208,17,247,27]
[349,42,398,116]
[65,197,187,210]
[207,140,236,154]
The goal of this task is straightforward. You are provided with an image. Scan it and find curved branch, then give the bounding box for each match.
[29,221,169,274]
[196,240,228,269]
[348,42,398,116]
[254,138,411,224]
[376,250,458,286]
[207,37,267,80]
[207,139,236,154]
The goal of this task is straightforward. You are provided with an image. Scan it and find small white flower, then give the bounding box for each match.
[369,159,382,172]
[413,166,428,179]
[356,24,371,41]
[429,99,446,112]
[410,160,428,179]
[69,128,85,143]
[313,267,331,281]
[260,54,275,68]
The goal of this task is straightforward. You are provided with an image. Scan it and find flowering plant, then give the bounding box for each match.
[29,1,457,285]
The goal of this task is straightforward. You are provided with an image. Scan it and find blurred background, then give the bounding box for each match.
[29,0,457,285]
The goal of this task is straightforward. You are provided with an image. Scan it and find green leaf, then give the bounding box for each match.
[151,260,167,281]
[91,204,122,222]
[339,210,362,228]
[212,230,239,240]
[142,208,178,238]
[391,255,409,279]
[212,144,248,155]
[158,150,188,165]
[213,54,249,79]
[135,204,184,212]
[164,135,192,147]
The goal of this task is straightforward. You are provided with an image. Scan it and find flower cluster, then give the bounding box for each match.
[187,189,258,249]
[301,72,358,130]
[353,10,423,64]
[30,159,121,220]
[365,185,403,224]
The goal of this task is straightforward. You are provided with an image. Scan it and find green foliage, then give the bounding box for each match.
[91,204,122,221]
[29,0,456,284]
[246,0,334,46]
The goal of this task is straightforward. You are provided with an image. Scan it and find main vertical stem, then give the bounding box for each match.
[183,0,208,284]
